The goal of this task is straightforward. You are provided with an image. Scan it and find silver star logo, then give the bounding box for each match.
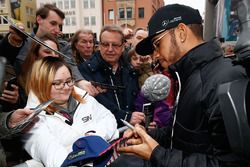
[162,20,169,27]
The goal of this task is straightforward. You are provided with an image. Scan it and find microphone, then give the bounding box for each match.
[141,74,171,102]
[141,74,171,129]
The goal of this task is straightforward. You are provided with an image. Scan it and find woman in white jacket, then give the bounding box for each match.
[22,57,119,167]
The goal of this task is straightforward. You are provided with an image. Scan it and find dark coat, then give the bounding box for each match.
[148,39,250,167]
[78,52,139,127]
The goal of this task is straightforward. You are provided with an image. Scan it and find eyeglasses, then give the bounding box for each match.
[52,79,75,90]
[100,42,123,50]
[152,30,171,51]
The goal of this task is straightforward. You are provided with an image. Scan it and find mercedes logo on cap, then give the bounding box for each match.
[162,20,169,27]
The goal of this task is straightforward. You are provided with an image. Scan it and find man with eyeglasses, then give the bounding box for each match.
[116,4,250,167]
[79,25,144,128]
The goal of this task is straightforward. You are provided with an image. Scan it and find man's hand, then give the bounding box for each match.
[0,82,19,104]
[130,111,145,125]
[118,124,159,160]
[76,80,106,96]
[8,22,25,47]
[8,108,33,129]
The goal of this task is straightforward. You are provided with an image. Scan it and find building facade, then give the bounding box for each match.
[0,0,164,39]
[0,0,36,36]
[103,0,165,30]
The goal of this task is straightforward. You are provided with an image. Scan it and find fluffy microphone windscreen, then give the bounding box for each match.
[142,74,171,102]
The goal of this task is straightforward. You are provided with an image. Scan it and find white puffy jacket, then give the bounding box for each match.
[22,86,119,167]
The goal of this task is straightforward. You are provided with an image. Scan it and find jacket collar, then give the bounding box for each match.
[169,39,223,82]
[87,51,126,73]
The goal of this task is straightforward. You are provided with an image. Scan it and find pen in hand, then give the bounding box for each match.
[120,119,134,129]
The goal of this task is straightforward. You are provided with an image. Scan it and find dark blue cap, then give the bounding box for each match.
[136,4,202,56]
[61,136,113,167]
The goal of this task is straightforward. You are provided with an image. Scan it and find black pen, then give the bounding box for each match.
[120,119,134,129]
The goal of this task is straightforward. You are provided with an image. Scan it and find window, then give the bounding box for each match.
[138,7,144,18]
[26,7,29,14]
[90,0,95,8]
[119,8,125,19]
[71,0,75,8]
[127,7,132,19]
[0,16,8,24]
[71,17,76,26]
[64,0,69,9]
[2,16,7,24]
[91,16,96,26]
[0,0,5,7]
[26,7,33,15]
[83,0,88,9]
[27,21,30,28]
[58,1,63,9]
[65,17,70,25]
[108,9,114,20]
[84,17,89,26]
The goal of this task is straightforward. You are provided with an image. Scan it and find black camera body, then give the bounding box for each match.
[218,0,250,158]
[0,57,6,93]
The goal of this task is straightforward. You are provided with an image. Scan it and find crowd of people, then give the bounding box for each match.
[0,2,249,167]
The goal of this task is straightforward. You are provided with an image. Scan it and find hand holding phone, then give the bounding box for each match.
[6,77,17,91]
[0,77,19,104]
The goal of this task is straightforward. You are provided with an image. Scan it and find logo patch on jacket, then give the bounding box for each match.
[82,114,92,123]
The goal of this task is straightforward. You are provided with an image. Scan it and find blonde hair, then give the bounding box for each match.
[28,57,84,112]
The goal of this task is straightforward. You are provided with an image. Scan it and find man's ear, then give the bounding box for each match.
[36,15,43,25]
[177,23,187,43]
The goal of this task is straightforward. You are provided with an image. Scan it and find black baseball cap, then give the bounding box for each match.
[136,4,202,56]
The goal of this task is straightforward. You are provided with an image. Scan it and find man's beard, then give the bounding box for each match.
[169,32,181,63]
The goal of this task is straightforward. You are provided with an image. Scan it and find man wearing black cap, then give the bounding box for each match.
[118,4,250,167]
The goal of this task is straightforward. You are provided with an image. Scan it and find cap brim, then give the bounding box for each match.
[135,36,154,56]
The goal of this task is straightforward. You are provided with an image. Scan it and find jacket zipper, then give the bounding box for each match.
[170,71,181,150]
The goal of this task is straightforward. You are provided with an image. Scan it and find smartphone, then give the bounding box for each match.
[142,103,154,129]
[0,57,6,93]
[6,77,17,91]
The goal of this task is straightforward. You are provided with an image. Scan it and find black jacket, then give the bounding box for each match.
[149,39,250,167]
[78,52,139,127]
